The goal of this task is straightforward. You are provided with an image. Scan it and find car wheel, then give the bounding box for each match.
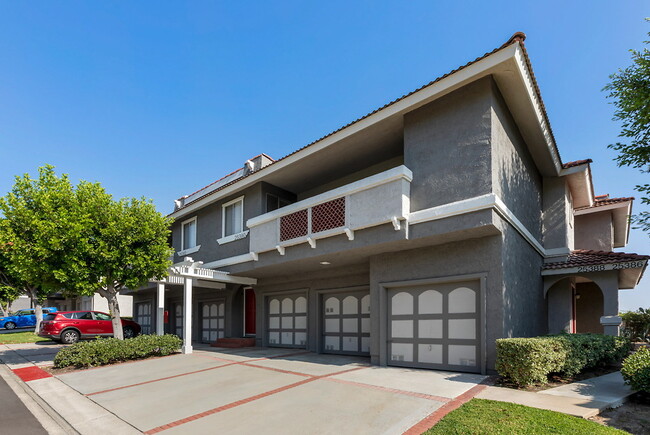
[5,322,16,330]
[61,329,80,344]
[123,326,136,339]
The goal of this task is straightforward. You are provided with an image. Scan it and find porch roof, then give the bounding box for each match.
[542,250,650,289]
[151,258,257,286]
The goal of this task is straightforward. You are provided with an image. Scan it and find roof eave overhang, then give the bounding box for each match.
[560,164,594,208]
[170,42,562,220]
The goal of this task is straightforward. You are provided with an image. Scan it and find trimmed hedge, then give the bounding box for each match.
[621,347,650,393]
[496,334,631,387]
[53,334,182,369]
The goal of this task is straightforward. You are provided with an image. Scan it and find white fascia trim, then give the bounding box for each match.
[217,230,249,245]
[409,193,546,257]
[177,245,201,257]
[247,165,413,228]
[573,201,631,216]
[202,252,257,269]
[170,46,518,221]
[408,193,496,224]
[512,46,562,174]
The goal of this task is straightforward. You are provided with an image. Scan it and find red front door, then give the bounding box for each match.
[244,288,256,336]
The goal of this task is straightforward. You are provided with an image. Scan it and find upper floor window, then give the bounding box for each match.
[181,217,197,250]
[266,193,292,212]
[223,196,244,237]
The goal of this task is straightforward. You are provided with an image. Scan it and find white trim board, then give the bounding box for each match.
[409,193,556,257]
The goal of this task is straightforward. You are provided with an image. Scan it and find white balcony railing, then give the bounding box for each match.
[247,165,412,254]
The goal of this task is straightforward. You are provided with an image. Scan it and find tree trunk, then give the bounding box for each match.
[0,302,7,317]
[27,287,43,334]
[100,286,124,340]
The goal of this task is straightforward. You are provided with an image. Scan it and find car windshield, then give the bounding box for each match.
[94,313,111,321]
[44,314,57,321]
[15,310,32,316]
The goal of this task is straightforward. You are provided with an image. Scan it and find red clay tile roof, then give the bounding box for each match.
[562,159,592,169]
[593,197,634,206]
[574,196,634,212]
[172,31,561,215]
[543,250,650,270]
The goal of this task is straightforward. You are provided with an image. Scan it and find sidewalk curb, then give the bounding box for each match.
[0,364,78,434]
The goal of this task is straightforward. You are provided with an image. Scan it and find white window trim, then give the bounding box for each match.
[217,230,249,245]
[222,195,245,239]
[180,216,198,252]
[177,245,201,257]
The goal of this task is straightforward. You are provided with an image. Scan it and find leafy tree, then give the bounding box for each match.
[0,268,23,317]
[0,166,173,338]
[62,181,173,339]
[604,20,650,232]
[0,167,78,331]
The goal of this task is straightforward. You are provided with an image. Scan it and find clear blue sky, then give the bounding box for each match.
[0,2,648,310]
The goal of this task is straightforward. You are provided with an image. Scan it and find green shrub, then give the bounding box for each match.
[621,347,650,393]
[621,308,650,342]
[53,334,182,369]
[496,338,566,386]
[496,334,632,387]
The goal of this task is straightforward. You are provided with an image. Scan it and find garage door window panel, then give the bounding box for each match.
[387,281,480,372]
[267,293,308,348]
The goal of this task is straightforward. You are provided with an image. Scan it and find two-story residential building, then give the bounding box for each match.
[130,32,649,375]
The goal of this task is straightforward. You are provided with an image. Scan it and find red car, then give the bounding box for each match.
[39,311,141,344]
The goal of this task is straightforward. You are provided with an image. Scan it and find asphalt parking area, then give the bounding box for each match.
[54,345,485,434]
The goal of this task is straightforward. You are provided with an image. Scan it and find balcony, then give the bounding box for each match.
[247,165,412,254]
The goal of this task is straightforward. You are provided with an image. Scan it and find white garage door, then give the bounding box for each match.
[201,300,225,343]
[322,291,370,356]
[388,280,480,373]
[267,293,308,348]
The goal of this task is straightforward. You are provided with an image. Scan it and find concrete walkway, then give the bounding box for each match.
[477,371,634,418]
[0,343,488,434]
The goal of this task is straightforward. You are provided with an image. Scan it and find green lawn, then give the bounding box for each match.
[425,399,627,434]
[0,331,50,344]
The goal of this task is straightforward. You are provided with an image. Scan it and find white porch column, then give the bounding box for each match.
[156,282,165,336]
[182,277,193,354]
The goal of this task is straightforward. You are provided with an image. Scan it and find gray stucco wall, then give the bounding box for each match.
[403,77,493,211]
[542,177,572,251]
[369,235,503,372]
[547,278,573,334]
[500,222,545,338]
[574,212,614,251]
[171,183,263,263]
[490,82,542,240]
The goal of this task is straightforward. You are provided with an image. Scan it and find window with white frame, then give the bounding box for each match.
[182,217,197,250]
[222,196,244,237]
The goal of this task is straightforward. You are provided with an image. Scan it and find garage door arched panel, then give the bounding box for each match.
[267,293,308,348]
[387,280,480,373]
[321,290,370,356]
[200,300,225,343]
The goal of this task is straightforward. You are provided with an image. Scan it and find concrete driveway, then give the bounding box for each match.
[51,345,485,434]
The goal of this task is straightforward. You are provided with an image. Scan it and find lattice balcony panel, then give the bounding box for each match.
[280,209,309,241]
[312,197,345,233]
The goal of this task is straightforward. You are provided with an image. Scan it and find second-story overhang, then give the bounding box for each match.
[574,198,634,248]
[169,32,564,221]
[560,160,595,209]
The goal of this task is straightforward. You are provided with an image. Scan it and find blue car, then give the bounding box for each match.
[0,308,58,330]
